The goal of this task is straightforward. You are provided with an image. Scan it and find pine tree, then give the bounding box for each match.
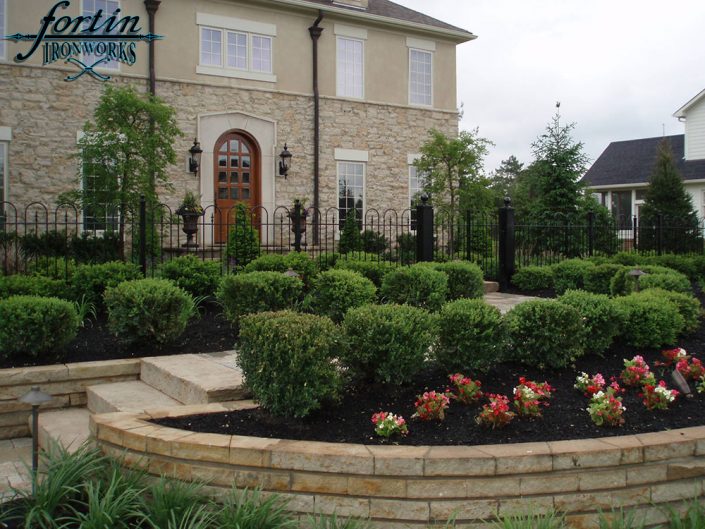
[338,208,363,254]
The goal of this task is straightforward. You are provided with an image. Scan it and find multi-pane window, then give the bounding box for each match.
[338,162,364,229]
[611,190,632,229]
[82,0,120,70]
[409,48,433,106]
[82,156,119,232]
[337,37,364,99]
[201,27,273,74]
[0,0,5,60]
[409,165,428,230]
[201,28,223,66]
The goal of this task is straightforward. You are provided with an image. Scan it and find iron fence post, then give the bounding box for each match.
[498,197,515,292]
[416,195,434,262]
[465,209,472,261]
[587,210,595,257]
[293,200,302,253]
[657,214,663,256]
[632,215,638,253]
[139,195,147,277]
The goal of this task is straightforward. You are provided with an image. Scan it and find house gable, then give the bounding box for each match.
[676,94,705,161]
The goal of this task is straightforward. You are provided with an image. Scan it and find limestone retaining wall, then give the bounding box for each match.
[0,359,140,439]
[91,403,705,529]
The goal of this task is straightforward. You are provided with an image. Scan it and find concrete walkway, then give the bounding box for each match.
[0,438,31,500]
[484,292,540,314]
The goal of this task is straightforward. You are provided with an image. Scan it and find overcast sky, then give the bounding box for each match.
[395,0,705,174]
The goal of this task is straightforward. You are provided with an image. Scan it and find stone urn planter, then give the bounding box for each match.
[176,192,204,248]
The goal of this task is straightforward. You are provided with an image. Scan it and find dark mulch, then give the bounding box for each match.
[503,284,557,298]
[154,283,705,446]
[0,304,236,370]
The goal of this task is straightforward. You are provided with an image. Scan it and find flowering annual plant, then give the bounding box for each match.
[587,386,626,427]
[371,411,408,438]
[697,375,705,394]
[676,357,705,381]
[658,347,689,367]
[447,373,483,404]
[412,391,450,421]
[476,394,515,429]
[639,380,679,411]
[513,377,553,417]
[574,372,606,397]
[620,355,651,387]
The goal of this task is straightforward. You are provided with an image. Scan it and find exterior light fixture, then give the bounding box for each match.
[189,138,203,176]
[671,369,693,398]
[628,268,647,292]
[279,143,292,178]
[19,386,52,495]
[283,268,301,279]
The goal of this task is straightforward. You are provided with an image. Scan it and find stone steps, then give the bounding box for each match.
[140,352,248,405]
[483,280,499,293]
[87,380,180,414]
[33,408,91,452]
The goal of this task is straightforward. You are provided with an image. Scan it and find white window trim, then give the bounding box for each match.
[406,37,436,52]
[81,0,121,72]
[197,23,276,83]
[335,148,368,162]
[0,0,6,62]
[408,47,433,107]
[336,159,367,237]
[334,24,368,40]
[336,36,365,100]
[196,13,276,37]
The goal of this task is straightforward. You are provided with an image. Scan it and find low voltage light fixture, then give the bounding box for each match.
[20,386,52,495]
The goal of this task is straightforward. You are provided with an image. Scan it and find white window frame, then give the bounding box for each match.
[196,13,276,83]
[408,154,428,231]
[81,0,121,72]
[336,36,365,99]
[335,149,368,234]
[77,131,120,233]
[0,144,7,208]
[0,0,6,61]
[408,44,434,107]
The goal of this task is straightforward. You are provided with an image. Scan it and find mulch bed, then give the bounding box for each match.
[0,304,236,370]
[154,283,705,446]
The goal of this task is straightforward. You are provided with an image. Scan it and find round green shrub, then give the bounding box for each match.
[639,288,701,334]
[316,252,340,272]
[334,257,396,287]
[610,265,690,296]
[244,252,317,286]
[611,252,642,266]
[643,254,697,280]
[341,303,436,384]
[552,259,595,294]
[504,300,585,369]
[0,275,71,300]
[612,292,684,348]
[303,269,376,323]
[582,264,625,295]
[0,296,79,360]
[511,266,554,291]
[431,261,484,300]
[436,299,504,372]
[557,290,620,354]
[217,271,303,324]
[71,261,142,310]
[238,311,342,418]
[104,279,195,345]
[158,255,221,298]
[380,264,448,311]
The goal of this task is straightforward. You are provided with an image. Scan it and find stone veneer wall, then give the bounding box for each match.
[0,64,457,216]
[92,403,705,529]
[0,359,140,439]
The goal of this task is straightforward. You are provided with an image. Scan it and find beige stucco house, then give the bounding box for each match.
[0,0,474,244]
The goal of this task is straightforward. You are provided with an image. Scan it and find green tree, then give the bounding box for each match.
[639,140,700,252]
[414,128,493,253]
[61,86,181,255]
[338,208,363,254]
[226,204,260,268]
[489,155,524,204]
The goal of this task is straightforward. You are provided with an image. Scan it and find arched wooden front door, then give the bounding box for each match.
[213,131,260,243]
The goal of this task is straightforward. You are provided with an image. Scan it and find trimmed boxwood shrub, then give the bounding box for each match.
[158,255,221,298]
[612,292,684,348]
[557,290,620,354]
[303,269,376,323]
[0,296,79,360]
[380,264,448,311]
[610,265,690,296]
[316,252,340,272]
[71,261,142,309]
[582,264,625,295]
[341,303,436,385]
[431,261,484,300]
[334,257,396,287]
[611,252,642,266]
[0,275,71,300]
[552,259,595,294]
[640,288,701,334]
[244,252,318,286]
[511,266,554,291]
[643,254,698,280]
[504,300,585,369]
[104,279,195,345]
[435,299,504,372]
[217,271,303,325]
[238,311,342,418]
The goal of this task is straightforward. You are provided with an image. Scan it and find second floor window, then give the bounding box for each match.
[200,26,272,74]
[83,0,120,70]
[337,37,364,99]
[409,48,433,106]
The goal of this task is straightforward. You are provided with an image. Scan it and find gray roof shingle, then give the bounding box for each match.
[582,135,705,187]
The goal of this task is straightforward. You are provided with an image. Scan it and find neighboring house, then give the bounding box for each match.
[0,0,474,245]
[583,88,705,226]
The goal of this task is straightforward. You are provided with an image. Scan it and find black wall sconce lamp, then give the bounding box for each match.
[189,138,203,176]
[279,143,292,178]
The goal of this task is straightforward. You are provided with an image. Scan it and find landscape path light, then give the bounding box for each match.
[19,386,52,495]
[628,268,647,292]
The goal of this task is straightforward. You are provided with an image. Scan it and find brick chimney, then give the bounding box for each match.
[333,0,369,10]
